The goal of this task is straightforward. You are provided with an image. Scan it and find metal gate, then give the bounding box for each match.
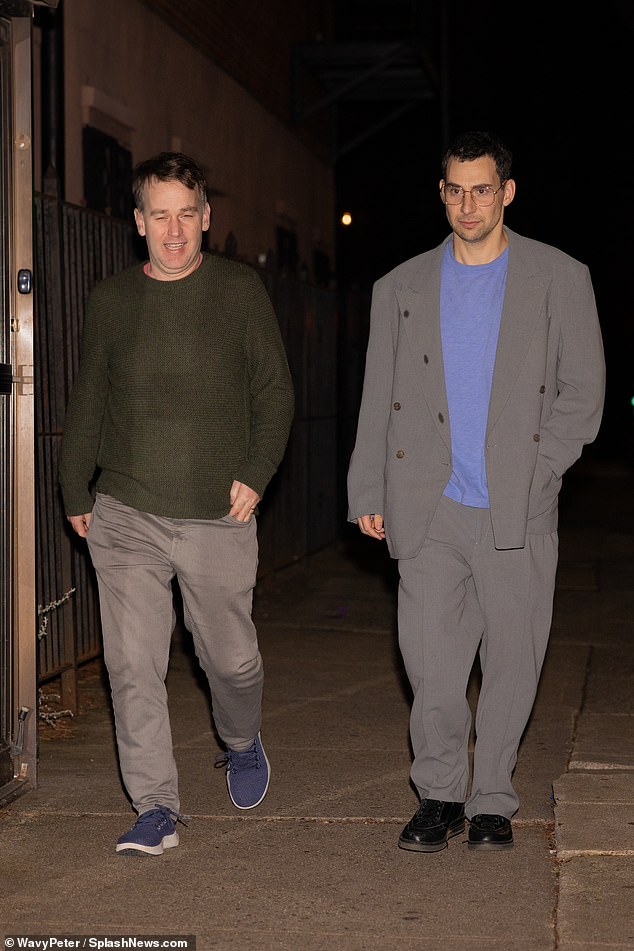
[34,196,139,708]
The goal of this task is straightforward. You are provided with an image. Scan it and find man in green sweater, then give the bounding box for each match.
[59,152,295,856]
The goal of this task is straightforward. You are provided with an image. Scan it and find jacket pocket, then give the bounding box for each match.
[528,453,561,518]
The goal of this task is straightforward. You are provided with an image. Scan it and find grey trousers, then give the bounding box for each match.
[397,495,558,819]
[87,492,262,816]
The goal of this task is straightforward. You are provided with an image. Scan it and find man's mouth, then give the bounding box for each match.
[165,241,186,251]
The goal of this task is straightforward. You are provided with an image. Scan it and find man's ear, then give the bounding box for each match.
[134,208,146,237]
[502,179,516,207]
[202,201,211,232]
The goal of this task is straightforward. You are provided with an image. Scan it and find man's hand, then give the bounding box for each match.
[229,480,260,522]
[356,513,386,540]
[67,513,92,538]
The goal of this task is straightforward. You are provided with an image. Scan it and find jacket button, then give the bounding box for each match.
[424,354,429,364]
[396,449,405,458]
[393,402,401,410]
[403,310,409,318]
[438,413,444,423]
[539,385,546,393]
[533,433,540,442]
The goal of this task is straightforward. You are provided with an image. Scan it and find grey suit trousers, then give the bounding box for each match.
[397,495,558,819]
[86,492,262,816]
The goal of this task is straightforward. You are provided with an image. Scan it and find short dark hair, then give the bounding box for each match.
[132,152,208,211]
[441,131,512,183]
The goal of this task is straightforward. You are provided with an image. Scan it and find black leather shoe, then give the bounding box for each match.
[467,814,513,850]
[398,799,465,852]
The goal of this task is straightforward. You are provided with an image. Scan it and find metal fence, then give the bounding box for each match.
[34,195,339,710]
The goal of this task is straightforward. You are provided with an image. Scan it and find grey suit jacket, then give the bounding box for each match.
[347,227,606,557]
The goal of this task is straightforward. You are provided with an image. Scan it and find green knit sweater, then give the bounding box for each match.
[59,253,295,519]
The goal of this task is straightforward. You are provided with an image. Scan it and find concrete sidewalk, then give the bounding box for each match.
[1,457,633,950]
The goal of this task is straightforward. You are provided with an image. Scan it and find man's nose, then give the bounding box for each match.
[167,216,183,235]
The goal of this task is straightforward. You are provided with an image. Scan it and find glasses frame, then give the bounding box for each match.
[440,181,507,206]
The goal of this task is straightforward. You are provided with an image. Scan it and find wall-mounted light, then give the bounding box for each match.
[340,212,352,227]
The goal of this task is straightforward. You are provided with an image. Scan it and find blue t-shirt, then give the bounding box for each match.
[440,242,508,508]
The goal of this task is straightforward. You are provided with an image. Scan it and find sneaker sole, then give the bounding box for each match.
[115,832,179,855]
[398,820,465,853]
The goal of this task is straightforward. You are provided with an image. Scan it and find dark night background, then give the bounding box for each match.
[334,1,633,463]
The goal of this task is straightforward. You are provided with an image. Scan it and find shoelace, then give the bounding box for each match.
[416,799,443,820]
[214,740,260,773]
[137,806,189,829]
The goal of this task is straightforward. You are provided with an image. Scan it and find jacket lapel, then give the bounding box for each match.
[487,234,549,434]
[395,241,451,451]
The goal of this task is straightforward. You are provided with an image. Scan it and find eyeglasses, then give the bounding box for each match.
[441,182,507,206]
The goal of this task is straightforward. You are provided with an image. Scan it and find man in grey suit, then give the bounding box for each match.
[347,130,605,852]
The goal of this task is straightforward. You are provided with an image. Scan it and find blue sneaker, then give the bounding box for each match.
[220,733,270,809]
[115,806,180,855]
